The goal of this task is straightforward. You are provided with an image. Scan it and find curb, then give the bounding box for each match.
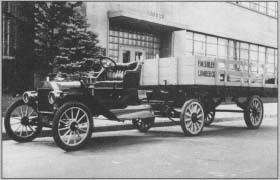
[2,114,277,141]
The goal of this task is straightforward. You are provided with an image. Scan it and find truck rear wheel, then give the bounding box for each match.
[204,111,215,127]
[244,95,263,129]
[180,99,205,136]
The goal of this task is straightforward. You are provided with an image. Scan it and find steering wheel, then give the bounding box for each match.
[99,56,117,69]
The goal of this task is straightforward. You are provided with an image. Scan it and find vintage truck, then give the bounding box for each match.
[4,55,277,151]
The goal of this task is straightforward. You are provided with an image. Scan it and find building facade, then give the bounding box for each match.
[1,2,278,91]
[2,1,35,93]
[86,2,278,85]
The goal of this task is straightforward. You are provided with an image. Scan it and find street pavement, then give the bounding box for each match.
[2,103,278,178]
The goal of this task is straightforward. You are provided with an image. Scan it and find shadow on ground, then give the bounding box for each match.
[14,121,276,153]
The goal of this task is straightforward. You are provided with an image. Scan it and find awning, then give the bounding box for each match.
[108,10,187,32]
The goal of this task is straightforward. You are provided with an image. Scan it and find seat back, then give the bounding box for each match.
[106,62,139,81]
[123,62,142,88]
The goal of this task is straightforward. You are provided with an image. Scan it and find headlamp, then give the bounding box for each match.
[22,91,38,103]
[48,91,63,104]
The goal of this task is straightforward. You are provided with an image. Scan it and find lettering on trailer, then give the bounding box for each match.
[197,59,216,78]
[198,60,215,68]
[198,70,215,77]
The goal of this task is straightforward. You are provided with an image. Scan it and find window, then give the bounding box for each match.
[240,43,249,71]
[266,48,275,64]
[194,33,206,56]
[265,48,275,84]
[267,2,277,17]
[249,44,258,72]
[250,45,258,62]
[122,50,130,63]
[206,36,217,57]
[250,2,259,11]
[232,1,278,18]
[258,46,266,64]
[228,40,239,60]
[259,2,267,14]
[185,31,193,56]
[109,27,160,60]
[240,43,249,61]
[275,51,278,76]
[258,46,266,74]
[2,7,17,59]
[135,51,143,61]
[217,38,227,58]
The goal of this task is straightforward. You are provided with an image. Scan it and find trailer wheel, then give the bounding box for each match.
[244,95,263,129]
[132,117,155,132]
[204,111,215,127]
[4,100,42,142]
[52,102,93,151]
[180,99,205,136]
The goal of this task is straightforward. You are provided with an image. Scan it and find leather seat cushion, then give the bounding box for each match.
[113,62,138,71]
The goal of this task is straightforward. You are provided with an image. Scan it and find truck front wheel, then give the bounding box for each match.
[52,102,93,151]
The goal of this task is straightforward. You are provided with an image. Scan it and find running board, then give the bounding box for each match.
[215,109,244,113]
[110,104,154,121]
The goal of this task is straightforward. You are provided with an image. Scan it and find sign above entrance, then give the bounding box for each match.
[108,10,187,32]
[147,11,165,20]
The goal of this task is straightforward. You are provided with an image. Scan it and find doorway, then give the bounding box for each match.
[119,45,145,63]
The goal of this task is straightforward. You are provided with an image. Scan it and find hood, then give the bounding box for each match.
[42,81,82,90]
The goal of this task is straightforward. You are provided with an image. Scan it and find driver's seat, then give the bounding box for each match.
[95,61,142,89]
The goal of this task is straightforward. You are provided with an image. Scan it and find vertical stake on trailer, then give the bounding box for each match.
[164,79,168,104]
[157,56,160,85]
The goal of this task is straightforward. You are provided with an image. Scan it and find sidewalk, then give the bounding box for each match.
[1,102,277,140]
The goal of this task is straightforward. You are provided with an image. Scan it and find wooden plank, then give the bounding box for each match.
[159,57,177,85]
[177,56,195,85]
[141,58,159,86]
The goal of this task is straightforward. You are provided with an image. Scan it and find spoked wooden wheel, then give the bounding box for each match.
[4,100,42,142]
[53,102,93,151]
[204,110,215,127]
[132,117,155,132]
[244,95,263,129]
[180,99,205,136]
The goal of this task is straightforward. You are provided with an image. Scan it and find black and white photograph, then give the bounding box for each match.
[1,1,279,179]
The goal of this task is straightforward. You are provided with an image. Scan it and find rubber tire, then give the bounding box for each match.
[52,102,93,151]
[180,99,205,136]
[204,111,215,127]
[4,100,42,142]
[132,117,155,132]
[244,95,264,129]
